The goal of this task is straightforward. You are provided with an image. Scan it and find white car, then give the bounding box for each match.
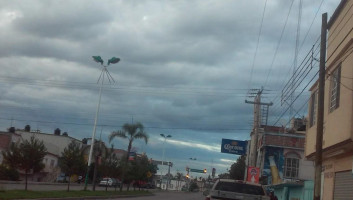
[98,178,118,187]
[205,179,270,200]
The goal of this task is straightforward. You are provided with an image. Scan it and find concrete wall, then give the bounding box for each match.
[273,181,314,200]
[321,154,352,200]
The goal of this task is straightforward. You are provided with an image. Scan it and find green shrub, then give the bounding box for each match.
[0,165,19,181]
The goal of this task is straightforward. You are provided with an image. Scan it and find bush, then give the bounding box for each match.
[189,181,199,192]
[0,165,19,181]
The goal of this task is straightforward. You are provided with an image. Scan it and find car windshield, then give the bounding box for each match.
[214,182,265,196]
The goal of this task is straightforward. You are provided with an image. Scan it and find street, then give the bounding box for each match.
[0,182,130,191]
[97,191,204,200]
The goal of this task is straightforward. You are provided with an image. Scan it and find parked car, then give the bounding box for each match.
[141,182,156,189]
[98,178,119,187]
[205,179,270,200]
[55,173,69,183]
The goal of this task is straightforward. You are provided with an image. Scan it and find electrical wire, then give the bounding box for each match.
[247,0,268,94]
[264,0,295,88]
[272,70,319,126]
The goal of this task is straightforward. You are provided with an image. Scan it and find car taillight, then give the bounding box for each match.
[205,197,211,200]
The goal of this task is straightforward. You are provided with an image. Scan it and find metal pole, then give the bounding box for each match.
[161,137,166,189]
[167,162,171,191]
[314,12,327,200]
[84,67,105,190]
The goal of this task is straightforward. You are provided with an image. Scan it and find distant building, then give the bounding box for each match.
[0,130,21,163]
[258,124,314,185]
[247,117,315,200]
[0,126,129,182]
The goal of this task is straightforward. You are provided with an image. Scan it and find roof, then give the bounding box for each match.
[0,133,11,150]
[328,0,348,29]
[270,181,304,189]
[112,149,127,154]
[17,130,81,142]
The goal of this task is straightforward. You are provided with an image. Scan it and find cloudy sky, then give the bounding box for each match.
[0,0,340,177]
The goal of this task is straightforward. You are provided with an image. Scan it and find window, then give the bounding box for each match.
[50,159,55,168]
[310,90,318,127]
[284,153,299,179]
[214,181,265,195]
[329,65,341,112]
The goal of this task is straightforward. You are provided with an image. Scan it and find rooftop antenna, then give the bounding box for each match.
[84,56,120,190]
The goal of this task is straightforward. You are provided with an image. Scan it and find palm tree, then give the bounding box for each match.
[109,122,148,190]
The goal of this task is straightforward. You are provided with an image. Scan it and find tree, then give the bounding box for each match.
[1,143,21,181]
[109,122,148,191]
[58,141,85,191]
[229,155,246,180]
[218,173,230,179]
[189,180,199,192]
[82,140,108,191]
[2,143,21,169]
[20,136,47,190]
[2,136,47,190]
[99,145,121,191]
[175,172,183,190]
[0,164,19,181]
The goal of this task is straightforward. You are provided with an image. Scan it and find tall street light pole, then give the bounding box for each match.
[160,134,171,190]
[84,56,120,190]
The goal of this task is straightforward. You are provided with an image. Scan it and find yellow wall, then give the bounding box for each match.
[321,155,353,200]
[327,0,353,67]
[305,1,353,157]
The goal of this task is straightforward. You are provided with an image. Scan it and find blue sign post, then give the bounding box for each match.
[221,139,247,155]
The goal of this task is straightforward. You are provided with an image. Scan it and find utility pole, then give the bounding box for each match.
[314,12,327,200]
[245,89,273,168]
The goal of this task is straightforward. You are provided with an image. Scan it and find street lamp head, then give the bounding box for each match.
[166,135,172,138]
[107,57,120,65]
[160,134,165,137]
[92,56,104,65]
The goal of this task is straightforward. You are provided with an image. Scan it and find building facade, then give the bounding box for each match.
[305,1,353,199]
[256,125,314,186]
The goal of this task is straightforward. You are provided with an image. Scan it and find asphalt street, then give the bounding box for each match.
[97,191,204,200]
[0,182,120,191]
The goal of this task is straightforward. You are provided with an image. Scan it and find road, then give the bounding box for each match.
[0,182,123,191]
[98,191,204,200]
[0,182,205,199]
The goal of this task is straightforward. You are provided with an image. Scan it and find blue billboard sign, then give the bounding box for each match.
[221,139,247,155]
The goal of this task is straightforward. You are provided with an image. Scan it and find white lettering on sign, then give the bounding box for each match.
[224,144,244,151]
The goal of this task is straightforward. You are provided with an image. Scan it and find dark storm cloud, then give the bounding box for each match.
[0,0,341,174]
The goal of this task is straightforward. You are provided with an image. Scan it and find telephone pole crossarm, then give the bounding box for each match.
[245,100,273,106]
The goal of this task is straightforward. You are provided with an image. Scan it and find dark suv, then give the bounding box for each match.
[205,179,269,200]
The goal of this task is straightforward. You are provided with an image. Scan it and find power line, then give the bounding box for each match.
[247,0,268,93]
[264,0,295,87]
[272,70,319,126]
[0,116,251,131]
[266,0,325,96]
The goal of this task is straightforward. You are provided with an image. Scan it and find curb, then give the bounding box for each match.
[17,193,154,200]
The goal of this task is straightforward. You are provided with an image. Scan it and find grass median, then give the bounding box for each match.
[0,190,151,200]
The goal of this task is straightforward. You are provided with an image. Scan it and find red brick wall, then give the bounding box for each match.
[264,134,305,148]
[0,134,11,150]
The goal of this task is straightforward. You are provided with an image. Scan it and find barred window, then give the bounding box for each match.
[284,154,299,179]
[329,65,341,112]
[310,90,318,127]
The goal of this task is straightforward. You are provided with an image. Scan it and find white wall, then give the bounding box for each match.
[18,131,81,156]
